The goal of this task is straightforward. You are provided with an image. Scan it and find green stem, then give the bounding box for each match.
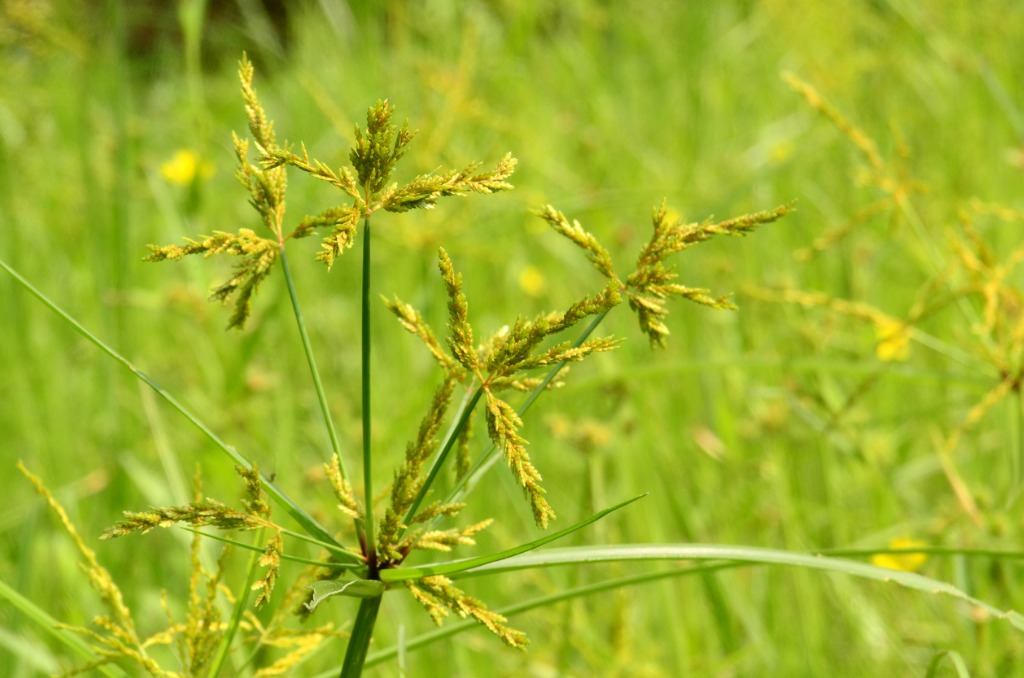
[401,384,485,529]
[279,247,349,479]
[1010,388,1023,508]
[360,216,376,569]
[340,596,383,678]
[441,310,611,509]
[209,527,265,676]
[185,527,364,569]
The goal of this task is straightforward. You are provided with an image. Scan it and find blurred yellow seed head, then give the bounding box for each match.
[875,318,911,362]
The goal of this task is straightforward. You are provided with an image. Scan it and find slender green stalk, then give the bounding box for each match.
[336,215,380,678]
[360,216,376,569]
[925,650,971,678]
[209,527,265,677]
[441,310,611,511]
[279,247,349,481]
[1010,388,1023,507]
[185,527,366,569]
[340,596,383,678]
[401,384,485,529]
[382,495,643,581]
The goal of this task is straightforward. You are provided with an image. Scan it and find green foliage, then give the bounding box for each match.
[14,51,784,674]
[7,3,1024,677]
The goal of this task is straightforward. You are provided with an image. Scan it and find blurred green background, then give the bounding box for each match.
[2,0,1024,675]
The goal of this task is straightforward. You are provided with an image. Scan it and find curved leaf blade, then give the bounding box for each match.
[455,543,1024,631]
[378,494,646,582]
[0,258,354,558]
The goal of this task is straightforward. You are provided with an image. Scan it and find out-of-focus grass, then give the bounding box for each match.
[2,1,1023,675]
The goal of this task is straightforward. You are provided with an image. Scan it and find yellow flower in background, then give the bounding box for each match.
[770,140,795,165]
[518,265,545,297]
[875,318,911,362]
[160,150,214,185]
[871,537,927,572]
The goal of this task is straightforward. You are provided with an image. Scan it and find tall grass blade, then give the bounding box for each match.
[357,564,742,671]
[380,494,645,581]
[455,543,1024,631]
[0,257,349,555]
[925,650,972,678]
[0,577,128,677]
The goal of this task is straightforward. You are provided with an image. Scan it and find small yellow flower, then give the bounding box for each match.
[871,537,927,572]
[160,150,214,185]
[875,318,911,362]
[518,266,545,297]
[769,140,794,164]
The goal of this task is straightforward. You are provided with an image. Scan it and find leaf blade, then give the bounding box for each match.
[378,495,646,582]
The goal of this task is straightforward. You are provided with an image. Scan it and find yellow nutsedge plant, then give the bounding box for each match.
[771,73,1024,528]
[18,55,789,676]
[17,462,339,678]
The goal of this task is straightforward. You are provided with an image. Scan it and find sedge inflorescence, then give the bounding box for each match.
[40,54,789,671]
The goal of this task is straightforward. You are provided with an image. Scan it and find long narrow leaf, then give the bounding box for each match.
[354,543,1024,670]
[0,577,129,677]
[926,650,972,678]
[355,564,737,672]
[379,494,645,582]
[454,543,1024,631]
[208,528,265,677]
[185,528,365,571]
[0,258,353,558]
[278,248,352,487]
